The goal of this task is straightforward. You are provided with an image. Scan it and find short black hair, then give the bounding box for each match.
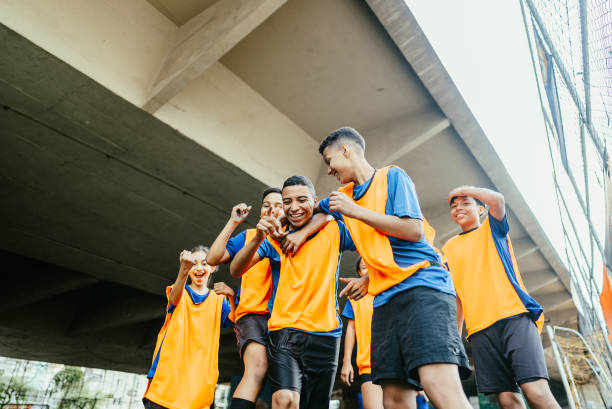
[190,244,210,253]
[282,175,316,197]
[355,256,363,273]
[449,195,485,207]
[319,127,366,154]
[262,187,282,202]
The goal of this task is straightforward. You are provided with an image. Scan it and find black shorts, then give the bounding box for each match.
[267,328,340,409]
[234,313,269,358]
[371,286,471,387]
[469,313,548,394]
[358,373,373,385]
[143,398,167,409]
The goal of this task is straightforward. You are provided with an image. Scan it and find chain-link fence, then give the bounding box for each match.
[519,0,612,407]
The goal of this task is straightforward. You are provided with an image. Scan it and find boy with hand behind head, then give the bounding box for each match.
[442,186,561,409]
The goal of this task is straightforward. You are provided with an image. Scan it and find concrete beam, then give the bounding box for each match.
[538,291,574,312]
[365,110,451,167]
[0,271,98,313]
[522,269,560,293]
[143,0,287,113]
[72,293,165,334]
[513,237,540,260]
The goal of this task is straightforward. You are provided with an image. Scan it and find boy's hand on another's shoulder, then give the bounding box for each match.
[329,191,360,218]
[179,250,196,274]
[280,230,307,254]
[213,282,234,298]
[230,203,251,224]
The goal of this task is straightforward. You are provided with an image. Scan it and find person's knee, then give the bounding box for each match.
[521,380,555,406]
[243,344,268,380]
[272,390,298,409]
[497,392,525,409]
[382,385,416,409]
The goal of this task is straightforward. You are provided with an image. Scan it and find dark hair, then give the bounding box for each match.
[355,256,363,273]
[318,127,366,154]
[190,244,210,253]
[262,187,282,202]
[282,175,316,197]
[449,196,485,208]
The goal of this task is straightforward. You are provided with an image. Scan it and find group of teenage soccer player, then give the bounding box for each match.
[142,127,564,409]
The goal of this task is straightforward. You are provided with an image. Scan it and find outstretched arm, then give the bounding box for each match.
[328,191,423,241]
[207,203,251,265]
[448,186,505,221]
[341,319,356,387]
[168,250,195,306]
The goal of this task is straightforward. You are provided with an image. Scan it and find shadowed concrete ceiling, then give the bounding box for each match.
[0,0,576,386]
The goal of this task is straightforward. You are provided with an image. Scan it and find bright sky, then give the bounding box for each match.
[402,0,605,291]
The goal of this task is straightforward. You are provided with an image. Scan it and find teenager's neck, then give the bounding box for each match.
[460,220,481,232]
[352,159,375,185]
[189,282,209,294]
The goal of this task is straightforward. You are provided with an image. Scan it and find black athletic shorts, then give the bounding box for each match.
[371,286,471,387]
[358,373,373,385]
[234,313,269,358]
[143,398,167,409]
[469,313,548,394]
[267,328,341,409]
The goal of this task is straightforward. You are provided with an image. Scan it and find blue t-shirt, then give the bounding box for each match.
[319,167,455,308]
[341,300,355,320]
[256,219,355,337]
[225,229,281,311]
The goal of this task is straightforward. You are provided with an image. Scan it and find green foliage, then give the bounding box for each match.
[0,377,30,405]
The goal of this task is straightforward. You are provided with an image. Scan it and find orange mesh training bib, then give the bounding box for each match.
[350,294,374,375]
[236,229,273,321]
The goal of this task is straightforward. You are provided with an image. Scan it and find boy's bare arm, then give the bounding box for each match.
[214,282,236,322]
[328,191,423,242]
[169,250,195,306]
[341,319,356,386]
[448,186,505,220]
[206,203,251,266]
[456,296,465,336]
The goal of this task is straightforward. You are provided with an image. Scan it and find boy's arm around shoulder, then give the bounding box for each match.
[207,203,252,265]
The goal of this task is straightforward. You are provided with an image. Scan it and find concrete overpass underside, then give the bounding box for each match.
[0,0,576,384]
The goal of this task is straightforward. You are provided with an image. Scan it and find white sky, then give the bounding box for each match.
[403,0,605,290]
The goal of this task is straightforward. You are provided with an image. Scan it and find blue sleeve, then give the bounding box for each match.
[489,213,510,238]
[337,220,356,251]
[318,197,345,222]
[226,230,247,261]
[385,167,423,219]
[257,238,272,259]
[221,297,232,328]
[341,301,355,320]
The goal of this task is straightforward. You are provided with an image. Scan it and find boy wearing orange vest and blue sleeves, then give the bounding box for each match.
[206,188,330,409]
[340,256,383,409]
[317,127,472,409]
[442,186,561,409]
[230,175,355,409]
[143,245,235,409]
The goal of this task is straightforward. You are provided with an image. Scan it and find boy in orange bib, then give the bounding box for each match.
[442,186,560,409]
[143,245,235,409]
[317,127,471,409]
[340,257,383,409]
[230,176,355,409]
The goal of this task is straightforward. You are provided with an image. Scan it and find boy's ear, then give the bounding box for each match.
[478,205,486,216]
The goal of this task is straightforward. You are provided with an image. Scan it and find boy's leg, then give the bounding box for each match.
[232,314,270,408]
[417,363,472,409]
[143,399,168,409]
[496,392,526,409]
[387,287,472,409]
[359,376,384,409]
[379,381,416,409]
[504,314,560,409]
[267,329,304,409]
[519,379,561,409]
[299,334,340,409]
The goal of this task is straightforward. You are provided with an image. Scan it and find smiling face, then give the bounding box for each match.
[450,196,484,231]
[188,250,215,288]
[321,143,354,184]
[282,185,317,229]
[261,192,283,219]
